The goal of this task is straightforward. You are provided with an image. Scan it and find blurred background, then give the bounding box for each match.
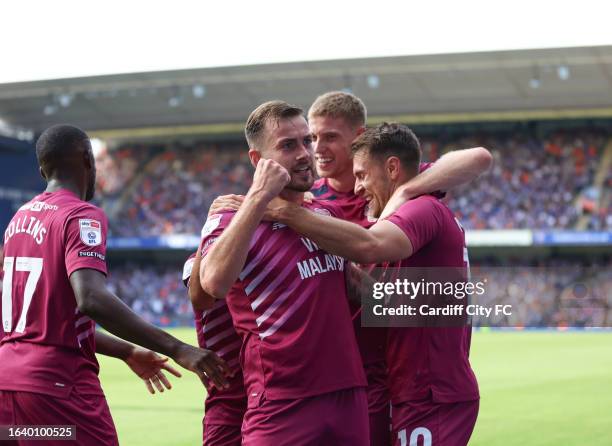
[1,0,610,330]
[1,3,611,444]
[1,45,610,328]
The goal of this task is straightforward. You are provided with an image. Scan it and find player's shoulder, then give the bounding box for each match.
[62,200,107,224]
[393,194,450,218]
[200,210,236,238]
[306,198,343,218]
[310,178,329,197]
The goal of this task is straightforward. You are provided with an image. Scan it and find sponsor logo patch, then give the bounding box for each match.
[201,214,221,238]
[78,251,105,261]
[20,201,59,212]
[79,219,102,246]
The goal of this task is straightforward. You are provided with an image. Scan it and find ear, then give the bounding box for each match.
[39,166,47,181]
[355,125,366,137]
[386,156,401,181]
[248,148,262,168]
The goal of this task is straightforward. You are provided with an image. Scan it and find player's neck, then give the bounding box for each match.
[45,179,83,200]
[327,170,356,194]
[280,189,305,204]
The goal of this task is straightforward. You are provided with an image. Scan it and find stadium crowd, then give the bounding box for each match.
[105,259,611,328]
[96,129,610,236]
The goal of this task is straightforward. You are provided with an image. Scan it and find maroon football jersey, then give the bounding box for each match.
[384,195,480,404]
[182,255,246,426]
[0,189,107,398]
[310,162,439,365]
[200,200,366,408]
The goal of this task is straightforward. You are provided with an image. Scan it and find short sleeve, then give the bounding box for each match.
[418,162,445,199]
[385,196,442,254]
[199,212,233,258]
[64,206,108,277]
[182,253,197,288]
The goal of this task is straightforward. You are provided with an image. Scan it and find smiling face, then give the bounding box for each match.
[254,115,315,192]
[309,115,359,180]
[352,149,393,218]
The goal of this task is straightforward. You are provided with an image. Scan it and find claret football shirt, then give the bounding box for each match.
[200,199,366,408]
[0,189,107,398]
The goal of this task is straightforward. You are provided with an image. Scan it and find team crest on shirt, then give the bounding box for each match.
[79,219,102,246]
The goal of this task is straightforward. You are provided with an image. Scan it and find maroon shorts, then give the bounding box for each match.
[364,360,391,446]
[242,387,369,445]
[203,420,241,446]
[0,390,118,446]
[391,398,479,446]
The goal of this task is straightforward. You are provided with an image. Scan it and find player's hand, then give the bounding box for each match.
[173,343,232,390]
[250,159,290,200]
[303,191,314,204]
[208,194,244,216]
[124,346,182,394]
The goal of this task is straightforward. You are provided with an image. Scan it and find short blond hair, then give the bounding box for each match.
[308,91,367,128]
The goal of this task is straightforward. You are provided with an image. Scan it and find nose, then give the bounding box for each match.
[296,140,312,162]
[354,179,364,196]
[313,138,325,155]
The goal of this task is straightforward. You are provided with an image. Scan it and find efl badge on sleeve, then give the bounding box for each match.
[201,214,221,238]
[79,219,102,246]
[182,258,195,282]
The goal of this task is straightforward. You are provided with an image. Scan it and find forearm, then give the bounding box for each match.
[380,147,492,219]
[200,190,269,298]
[95,331,134,360]
[189,251,214,310]
[79,289,183,358]
[277,205,376,263]
[414,147,491,193]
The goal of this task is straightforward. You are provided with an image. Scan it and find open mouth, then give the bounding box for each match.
[315,157,333,168]
[293,165,312,173]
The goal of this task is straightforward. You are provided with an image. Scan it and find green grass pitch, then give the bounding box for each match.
[98,329,612,445]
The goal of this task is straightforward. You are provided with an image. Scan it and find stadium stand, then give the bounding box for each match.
[105,258,611,328]
[93,128,610,236]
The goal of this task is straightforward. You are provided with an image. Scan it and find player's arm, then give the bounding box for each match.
[200,159,289,299]
[70,269,231,389]
[378,146,492,219]
[271,201,412,264]
[95,331,182,394]
[188,250,215,311]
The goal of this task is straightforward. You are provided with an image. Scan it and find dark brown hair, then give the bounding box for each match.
[351,122,421,175]
[245,100,303,150]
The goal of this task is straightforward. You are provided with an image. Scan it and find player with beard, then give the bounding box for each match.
[208,92,491,446]
[266,122,481,446]
[307,91,490,445]
[0,125,230,445]
[197,101,368,445]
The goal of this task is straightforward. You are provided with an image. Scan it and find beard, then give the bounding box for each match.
[285,166,315,192]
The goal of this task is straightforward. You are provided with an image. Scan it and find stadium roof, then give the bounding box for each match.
[2,46,612,141]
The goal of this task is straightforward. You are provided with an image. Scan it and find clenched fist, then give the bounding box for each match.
[250,159,291,200]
